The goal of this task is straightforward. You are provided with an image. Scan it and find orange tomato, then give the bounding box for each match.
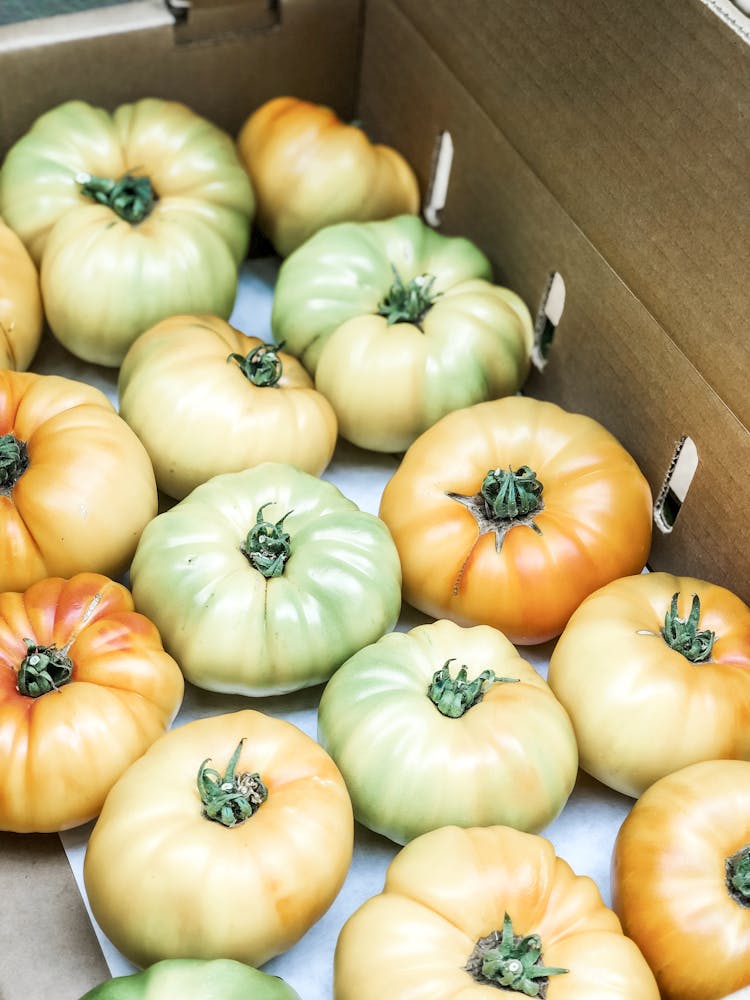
[0,217,43,371]
[335,824,660,998]
[84,710,354,969]
[0,572,183,832]
[0,370,157,592]
[548,572,750,796]
[612,759,750,1000]
[237,96,419,255]
[379,396,653,644]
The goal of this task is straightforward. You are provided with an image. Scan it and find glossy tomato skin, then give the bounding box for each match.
[79,958,302,999]
[0,572,183,832]
[118,315,337,499]
[271,215,533,452]
[237,96,419,256]
[83,710,354,970]
[0,370,158,593]
[0,98,254,366]
[379,395,653,644]
[547,572,750,796]
[129,463,403,695]
[334,824,660,999]
[611,759,750,1000]
[317,619,578,843]
[0,217,43,371]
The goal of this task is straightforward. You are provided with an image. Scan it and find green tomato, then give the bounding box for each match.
[317,618,578,844]
[0,98,254,366]
[129,462,403,695]
[271,214,533,452]
[79,958,301,999]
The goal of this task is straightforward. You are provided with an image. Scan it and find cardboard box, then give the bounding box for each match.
[0,0,748,996]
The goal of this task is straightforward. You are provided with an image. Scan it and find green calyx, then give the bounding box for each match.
[447,466,544,556]
[241,503,293,578]
[78,171,156,224]
[481,467,544,520]
[227,341,284,387]
[466,913,567,997]
[428,658,519,718]
[0,434,29,493]
[726,845,750,906]
[377,266,439,326]
[197,739,268,828]
[17,638,73,697]
[661,592,715,663]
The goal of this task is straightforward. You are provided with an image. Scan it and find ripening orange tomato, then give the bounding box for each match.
[379,396,653,644]
[0,217,43,371]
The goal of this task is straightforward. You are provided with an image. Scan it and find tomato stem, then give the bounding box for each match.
[197,739,268,827]
[377,266,439,326]
[660,593,715,662]
[0,433,29,493]
[726,845,750,906]
[447,466,544,557]
[16,639,73,697]
[227,341,285,387]
[428,658,519,718]
[78,171,156,224]
[241,503,293,577]
[465,913,567,996]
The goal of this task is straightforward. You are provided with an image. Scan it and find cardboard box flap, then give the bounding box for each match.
[0,0,363,148]
[378,0,750,432]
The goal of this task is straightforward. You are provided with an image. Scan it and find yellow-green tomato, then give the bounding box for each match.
[83,711,354,970]
[79,959,301,999]
[129,463,403,694]
[271,215,533,452]
[118,315,337,500]
[318,619,578,844]
[0,98,254,366]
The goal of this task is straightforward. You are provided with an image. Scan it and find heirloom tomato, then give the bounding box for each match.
[237,96,419,256]
[334,824,660,999]
[612,759,750,1000]
[0,572,183,833]
[0,98,254,366]
[80,958,301,999]
[547,572,750,796]
[271,214,534,451]
[0,370,157,593]
[83,710,354,969]
[317,618,577,844]
[379,395,653,643]
[118,315,337,499]
[129,463,402,694]
[0,217,43,371]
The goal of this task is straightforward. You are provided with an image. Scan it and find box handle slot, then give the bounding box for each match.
[531,271,565,370]
[653,435,698,533]
[167,0,280,42]
[423,130,453,228]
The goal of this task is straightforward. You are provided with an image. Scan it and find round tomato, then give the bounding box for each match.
[271,214,534,452]
[547,572,750,796]
[317,618,577,844]
[378,395,653,644]
[611,759,750,1000]
[0,98,254,366]
[0,217,43,371]
[334,824,660,999]
[83,710,354,969]
[0,572,183,833]
[118,315,338,500]
[0,370,157,593]
[80,958,301,999]
[129,463,403,694]
[237,96,419,256]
